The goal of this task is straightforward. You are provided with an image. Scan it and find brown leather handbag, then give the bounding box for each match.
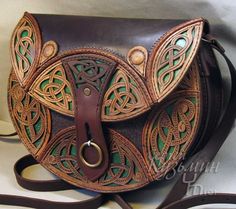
[1,12,236,209]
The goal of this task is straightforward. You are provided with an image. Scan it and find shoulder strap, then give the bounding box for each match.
[0,151,131,208]
[157,37,236,209]
[0,132,17,137]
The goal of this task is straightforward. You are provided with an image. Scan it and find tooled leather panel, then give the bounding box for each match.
[40,127,150,193]
[8,70,51,159]
[146,19,204,102]
[10,12,42,89]
[142,59,202,179]
[10,12,59,90]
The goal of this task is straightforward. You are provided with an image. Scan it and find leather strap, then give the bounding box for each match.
[0,132,17,137]
[1,154,105,209]
[0,154,130,208]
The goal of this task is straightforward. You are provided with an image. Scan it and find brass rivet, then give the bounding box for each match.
[43,44,54,57]
[130,50,145,65]
[84,87,91,96]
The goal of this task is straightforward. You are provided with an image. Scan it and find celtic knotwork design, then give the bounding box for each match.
[8,71,51,158]
[142,57,201,179]
[29,61,74,117]
[142,92,201,179]
[11,13,41,87]
[67,59,113,91]
[177,59,200,91]
[102,66,149,121]
[147,19,204,102]
[42,127,149,192]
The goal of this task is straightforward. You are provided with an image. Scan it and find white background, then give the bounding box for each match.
[0,0,236,208]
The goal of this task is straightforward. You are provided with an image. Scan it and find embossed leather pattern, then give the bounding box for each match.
[8,12,223,193]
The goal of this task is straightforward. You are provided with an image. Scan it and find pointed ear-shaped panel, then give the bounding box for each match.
[146,18,205,102]
[10,12,42,89]
[28,61,74,117]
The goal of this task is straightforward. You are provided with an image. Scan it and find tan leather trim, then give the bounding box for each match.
[7,70,51,159]
[146,18,205,102]
[10,12,42,90]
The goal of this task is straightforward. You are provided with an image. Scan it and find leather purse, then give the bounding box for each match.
[2,12,236,208]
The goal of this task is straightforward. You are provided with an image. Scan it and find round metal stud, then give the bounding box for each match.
[83,87,91,96]
[129,50,145,65]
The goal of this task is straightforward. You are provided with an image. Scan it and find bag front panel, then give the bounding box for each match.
[8,12,216,193]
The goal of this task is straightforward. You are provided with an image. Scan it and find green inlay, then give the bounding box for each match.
[163,127,169,136]
[176,38,186,48]
[157,63,169,77]
[40,80,49,90]
[21,30,28,38]
[56,92,62,99]
[107,183,119,187]
[113,152,120,164]
[166,146,174,160]
[62,161,69,168]
[34,118,42,135]
[51,146,57,156]
[103,173,112,181]
[34,139,42,148]
[105,106,110,115]
[180,130,187,138]
[25,126,31,138]
[61,147,67,157]
[158,135,164,152]
[190,97,196,104]
[16,54,20,63]
[125,157,131,167]
[174,69,180,78]
[111,167,120,175]
[56,70,62,76]
[190,120,194,127]
[70,145,76,156]
[117,86,126,93]
[185,45,192,58]
[68,102,73,111]
[151,149,161,167]
[174,57,180,66]
[163,74,170,83]
[120,169,129,178]
[53,78,63,85]
[64,86,71,94]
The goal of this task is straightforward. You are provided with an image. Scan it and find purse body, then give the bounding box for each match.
[8,12,223,193]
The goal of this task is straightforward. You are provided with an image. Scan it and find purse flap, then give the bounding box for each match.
[11,12,208,122]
